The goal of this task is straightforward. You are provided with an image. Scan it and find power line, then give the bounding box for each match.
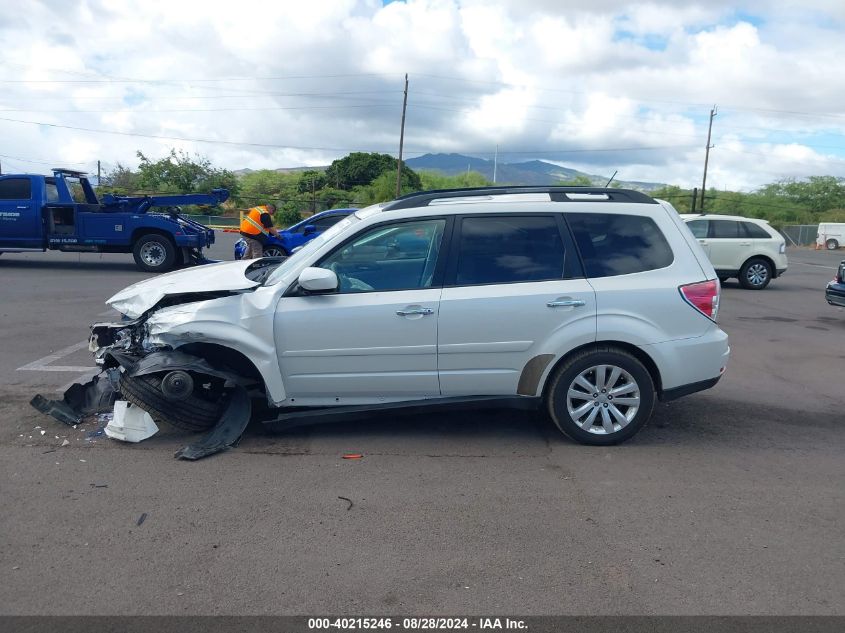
[0,115,699,155]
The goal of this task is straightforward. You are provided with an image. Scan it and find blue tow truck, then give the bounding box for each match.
[0,168,229,272]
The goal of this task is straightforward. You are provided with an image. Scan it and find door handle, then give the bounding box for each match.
[17,206,29,210]
[396,307,434,316]
[547,299,586,308]
[739,241,751,246]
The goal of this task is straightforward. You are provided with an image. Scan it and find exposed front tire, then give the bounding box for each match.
[119,372,224,432]
[546,347,655,445]
[739,257,772,290]
[133,234,177,272]
[826,239,839,250]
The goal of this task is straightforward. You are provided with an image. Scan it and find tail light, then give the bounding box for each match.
[779,242,786,254]
[837,263,844,284]
[679,280,720,321]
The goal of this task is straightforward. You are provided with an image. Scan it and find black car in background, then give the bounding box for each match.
[825,260,845,307]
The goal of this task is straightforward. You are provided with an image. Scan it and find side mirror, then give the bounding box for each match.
[303,224,317,236]
[298,267,338,293]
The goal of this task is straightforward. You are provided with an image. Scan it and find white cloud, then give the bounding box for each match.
[0,0,842,190]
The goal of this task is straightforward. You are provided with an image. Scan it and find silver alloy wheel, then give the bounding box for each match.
[263,247,286,257]
[139,241,166,267]
[566,364,641,434]
[746,262,768,287]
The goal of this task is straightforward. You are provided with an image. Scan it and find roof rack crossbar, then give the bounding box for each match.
[384,186,656,210]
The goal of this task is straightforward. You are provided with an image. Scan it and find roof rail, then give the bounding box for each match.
[383,185,657,210]
[52,168,89,177]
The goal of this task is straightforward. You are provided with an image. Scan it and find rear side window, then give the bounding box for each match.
[454,215,565,285]
[709,220,741,238]
[743,222,771,239]
[567,213,673,278]
[686,219,708,238]
[0,178,32,200]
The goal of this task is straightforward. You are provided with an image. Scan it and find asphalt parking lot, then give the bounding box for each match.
[0,238,843,615]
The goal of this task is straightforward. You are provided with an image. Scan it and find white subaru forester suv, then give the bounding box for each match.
[91,187,730,447]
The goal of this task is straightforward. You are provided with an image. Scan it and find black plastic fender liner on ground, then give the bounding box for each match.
[30,368,120,425]
[174,385,252,460]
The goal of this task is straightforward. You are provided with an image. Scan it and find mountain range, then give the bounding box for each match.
[405,153,666,191]
[236,153,666,191]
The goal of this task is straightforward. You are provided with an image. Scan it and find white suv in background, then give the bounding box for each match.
[93,187,730,446]
[681,214,787,289]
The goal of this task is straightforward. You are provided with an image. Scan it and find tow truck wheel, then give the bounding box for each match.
[133,234,177,272]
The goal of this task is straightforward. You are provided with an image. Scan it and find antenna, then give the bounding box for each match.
[605,170,618,187]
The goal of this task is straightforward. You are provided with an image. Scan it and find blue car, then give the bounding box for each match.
[234,208,356,260]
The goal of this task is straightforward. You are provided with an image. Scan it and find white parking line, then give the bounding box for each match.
[792,262,837,270]
[16,341,94,373]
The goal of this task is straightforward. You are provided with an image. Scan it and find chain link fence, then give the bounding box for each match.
[186,214,240,228]
[780,224,819,246]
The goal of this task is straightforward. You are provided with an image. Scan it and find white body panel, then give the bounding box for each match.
[817,223,845,247]
[438,279,596,396]
[275,289,441,405]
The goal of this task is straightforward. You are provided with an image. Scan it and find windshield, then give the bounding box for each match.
[264,213,359,285]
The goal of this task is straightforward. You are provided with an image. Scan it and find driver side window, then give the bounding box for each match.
[319,219,446,293]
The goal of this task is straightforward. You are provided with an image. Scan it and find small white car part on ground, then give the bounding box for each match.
[105,400,159,443]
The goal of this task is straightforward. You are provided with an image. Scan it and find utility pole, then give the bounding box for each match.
[396,73,409,198]
[97,160,101,186]
[493,145,498,183]
[690,187,698,214]
[700,105,717,211]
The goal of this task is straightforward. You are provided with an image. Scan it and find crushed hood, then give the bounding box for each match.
[107,260,262,318]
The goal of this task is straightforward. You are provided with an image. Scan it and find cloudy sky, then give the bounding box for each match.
[1,0,844,190]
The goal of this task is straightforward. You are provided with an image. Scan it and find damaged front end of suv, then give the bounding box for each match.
[33,258,287,459]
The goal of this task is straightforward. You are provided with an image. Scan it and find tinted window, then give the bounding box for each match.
[320,219,446,293]
[743,222,771,239]
[455,216,565,285]
[686,219,708,238]
[709,220,741,239]
[567,213,673,278]
[0,178,32,200]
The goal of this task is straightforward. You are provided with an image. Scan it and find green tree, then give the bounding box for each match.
[325,152,421,190]
[136,149,240,198]
[98,163,140,194]
[297,170,327,194]
[418,170,491,190]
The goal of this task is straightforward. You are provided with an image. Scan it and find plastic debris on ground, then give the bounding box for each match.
[105,401,159,443]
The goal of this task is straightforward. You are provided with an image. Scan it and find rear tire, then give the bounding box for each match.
[826,239,839,250]
[133,234,177,272]
[739,257,772,290]
[546,347,655,445]
[119,372,224,432]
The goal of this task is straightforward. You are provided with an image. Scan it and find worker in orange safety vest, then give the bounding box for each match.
[239,204,280,258]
